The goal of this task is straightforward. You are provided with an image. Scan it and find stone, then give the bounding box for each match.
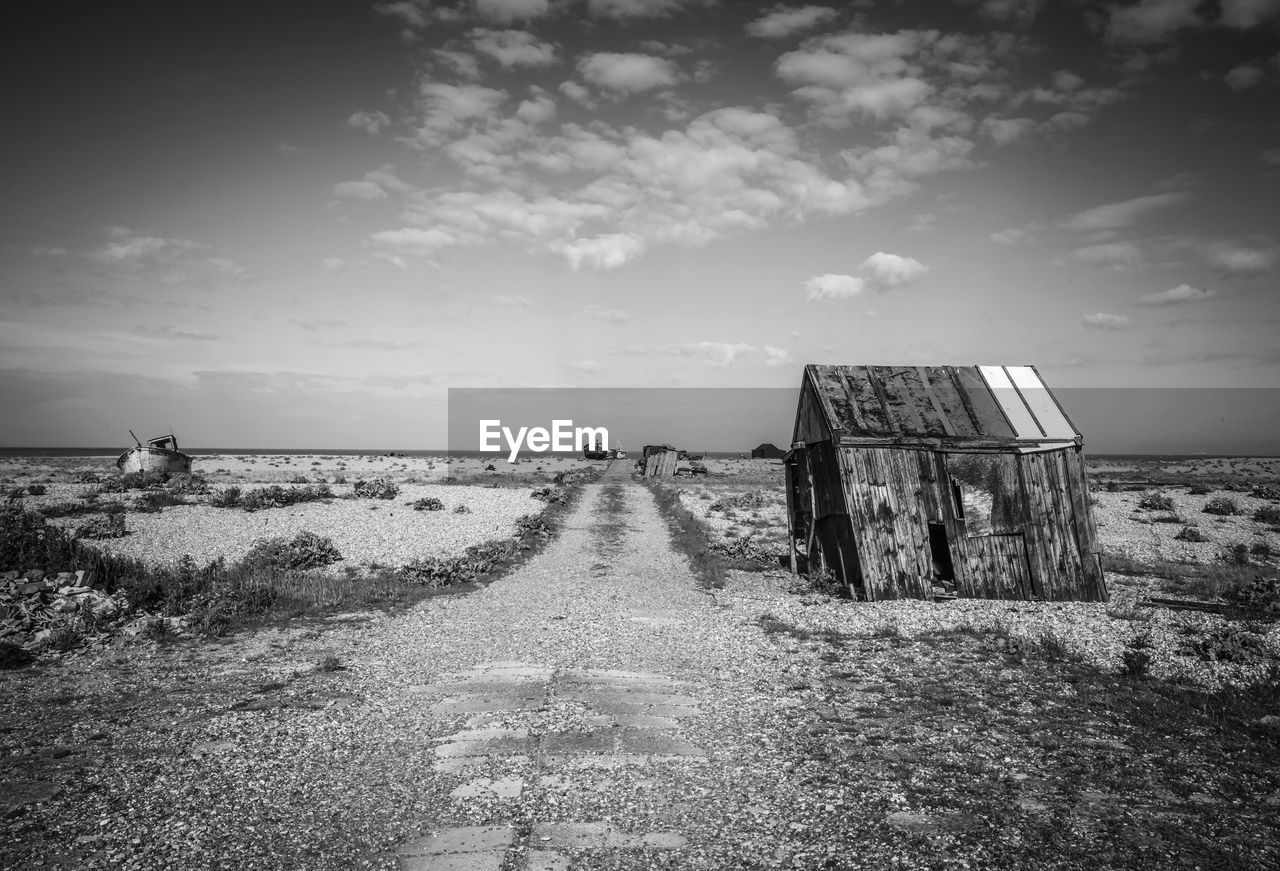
[398,826,516,857]
[23,570,45,583]
[527,851,572,871]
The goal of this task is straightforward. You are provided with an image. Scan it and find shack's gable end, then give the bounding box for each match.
[797,364,1081,449]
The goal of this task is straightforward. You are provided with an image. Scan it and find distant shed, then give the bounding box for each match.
[641,444,679,478]
[785,364,1106,602]
[751,442,786,459]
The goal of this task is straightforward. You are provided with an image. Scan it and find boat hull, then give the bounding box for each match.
[116,446,192,476]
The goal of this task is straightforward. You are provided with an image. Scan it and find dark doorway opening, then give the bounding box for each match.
[928,522,955,582]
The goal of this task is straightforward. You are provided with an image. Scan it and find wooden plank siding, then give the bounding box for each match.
[793,381,829,445]
[962,534,1032,599]
[644,450,678,478]
[837,447,933,600]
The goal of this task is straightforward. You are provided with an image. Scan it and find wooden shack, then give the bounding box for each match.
[751,442,786,459]
[785,364,1105,602]
[641,444,679,478]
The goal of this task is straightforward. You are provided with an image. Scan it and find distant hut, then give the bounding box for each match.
[641,444,679,478]
[785,365,1105,602]
[751,442,786,459]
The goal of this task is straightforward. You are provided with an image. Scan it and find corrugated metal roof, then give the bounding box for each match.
[802,364,1080,446]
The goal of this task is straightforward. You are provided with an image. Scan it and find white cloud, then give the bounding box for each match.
[321,257,346,272]
[374,0,434,31]
[586,0,713,18]
[89,227,246,285]
[560,234,645,270]
[333,180,388,201]
[493,294,531,307]
[861,251,929,287]
[1061,191,1188,231]
[558,80,595,107]
[977,0,1043,27]
[515,90,558,124]
[1261,148,1280,165]
[990,227,1031,245]
[1219,0,1280,29]
[569,360,603,373]
[332,165,411,201]
[1071,241,1143,268]
[1082,312,1132,330]
[678,341,755,367]
[1138,283,1216,305]
[1225,64,1265,90]
[578,304,632,323]
[347,110,391,135]
[471,28,558,68]
[804,273,866,301]
[432,48,482,81]
[135,323,221,342]
[1206,242,1278,273]
[577,53,679,93]
[413,83,507,145]
[371,227,466,251]
[374,251,408,269]
[1052,70,1084,91]
[763,345,792,367]
[746,5,839,39]
[980,116,1036,144]
[1104,0,1201,43]
[474,0,552,23]
[776,31,935,123]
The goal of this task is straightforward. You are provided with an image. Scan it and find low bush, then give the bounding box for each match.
[410,496,445,511]
[1223,543,1252,566]
[136,491,187,513]
[166,473,210,495]
[1120,633,1153,678]
[240,531,343,572]
[210,486,242,508]
[1181,624,1271,664]
[100,471,168,492]
[1249,541,1273,559]
[1174,526,1209,542]
[75,513,126,539]
[1253,505,1280,525]
[1188,485,1212,495]
[237,484,334,512]
[1204,496,1240,516]
[453,504,471,514]
[1138,491,1174,511]
[530,486,563,503]
[26,484,47,496]
[353,478,399,500]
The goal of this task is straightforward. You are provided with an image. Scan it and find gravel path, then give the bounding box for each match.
[4,464,816,869]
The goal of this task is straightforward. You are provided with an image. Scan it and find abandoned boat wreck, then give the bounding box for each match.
[116,432,193,476]
[785,364,1106,602]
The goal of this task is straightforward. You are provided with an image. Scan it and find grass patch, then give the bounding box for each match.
[1,471,598,646]
[645,480,726,589]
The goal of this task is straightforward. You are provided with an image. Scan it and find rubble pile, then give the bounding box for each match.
[0,569,129,652]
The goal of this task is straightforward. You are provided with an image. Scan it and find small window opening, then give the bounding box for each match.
[951,482,964,519]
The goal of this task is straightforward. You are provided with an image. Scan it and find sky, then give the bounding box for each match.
[1,0,1278,451]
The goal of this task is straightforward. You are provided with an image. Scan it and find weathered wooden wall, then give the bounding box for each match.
[789,442,1106,602]
[644,449,678,478]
